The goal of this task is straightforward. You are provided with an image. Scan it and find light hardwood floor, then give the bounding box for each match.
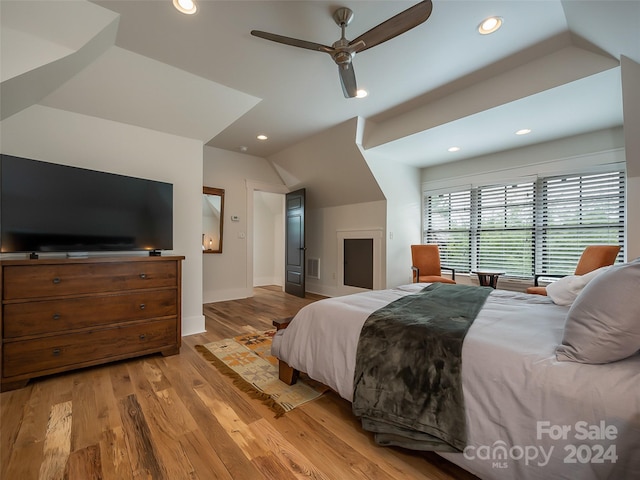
[1,286,479,480]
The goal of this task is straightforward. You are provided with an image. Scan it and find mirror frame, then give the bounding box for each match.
[203,186,225,254]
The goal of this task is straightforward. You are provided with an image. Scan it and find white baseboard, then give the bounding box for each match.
[254,276,282,287]
[181,314,205,336]
[203,287,253,304]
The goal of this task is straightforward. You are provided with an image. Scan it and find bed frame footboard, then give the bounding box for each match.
[272,317,300,385]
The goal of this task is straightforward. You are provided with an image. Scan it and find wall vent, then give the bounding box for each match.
[307,257,320,279]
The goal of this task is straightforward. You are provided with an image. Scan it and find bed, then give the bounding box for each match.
[272,260,640,480]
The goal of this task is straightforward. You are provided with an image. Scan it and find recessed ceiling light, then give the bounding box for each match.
[515,128,532,135]
[448,146,461,152]
[173,0,197,15]
[356,89,368,98]
[478,16,502,35]
[257,134,268,141]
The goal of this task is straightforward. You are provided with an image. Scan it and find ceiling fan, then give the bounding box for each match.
[251,1,433,98]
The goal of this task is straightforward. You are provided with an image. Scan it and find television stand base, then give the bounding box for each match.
[149,250,162,257]
[67,252,89,258]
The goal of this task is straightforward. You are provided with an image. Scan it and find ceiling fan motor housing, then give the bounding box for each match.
[333,50,353,65]
[333,7,354,27]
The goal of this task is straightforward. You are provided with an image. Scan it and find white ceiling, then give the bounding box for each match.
[3,1,640,168]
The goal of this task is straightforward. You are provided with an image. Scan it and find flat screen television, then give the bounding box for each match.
[0,154,173,254]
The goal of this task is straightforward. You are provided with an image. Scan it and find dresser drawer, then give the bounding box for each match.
[2,319,177,378]
[3,261,177,300]
[3,289,177,338]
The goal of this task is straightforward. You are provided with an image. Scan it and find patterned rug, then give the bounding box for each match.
[196,330,326,417]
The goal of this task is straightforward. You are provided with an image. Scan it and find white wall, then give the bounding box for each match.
[621,56,640,260]
[203,145,387,300]
[0,105,205,335]
[268,118,385,209]
[253,191,284,287]
[304,200,386,297]
[362,146,422,287]
[202,146,286,302]
[421,127,626,189]
[266,117,389,297]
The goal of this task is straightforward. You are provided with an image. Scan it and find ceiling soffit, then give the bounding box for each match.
[0,1,119,120]
[364,43,619,152]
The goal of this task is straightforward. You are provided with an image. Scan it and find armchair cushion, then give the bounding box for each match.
[556,258,640,364]
[416,275,456,284]
[526,286,548,296]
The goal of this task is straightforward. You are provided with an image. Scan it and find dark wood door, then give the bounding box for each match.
[285,189,306,298]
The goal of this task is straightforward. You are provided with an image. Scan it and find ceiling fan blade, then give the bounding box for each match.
[349,0,433,53]
[338,63,357,98]
[251,30,333,54]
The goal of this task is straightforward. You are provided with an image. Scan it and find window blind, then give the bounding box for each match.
[476,182,535,276]
[536,171,625,275]
[423,170,625,278]
[424,190,471,272]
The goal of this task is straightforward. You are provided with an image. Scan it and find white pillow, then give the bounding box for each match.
[556,258,640,364]
[546,266,610,306]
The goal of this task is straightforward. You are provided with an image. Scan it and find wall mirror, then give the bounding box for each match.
[203,187,225,254]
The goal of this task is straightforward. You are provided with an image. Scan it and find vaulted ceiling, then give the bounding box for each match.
[2,1,639,167]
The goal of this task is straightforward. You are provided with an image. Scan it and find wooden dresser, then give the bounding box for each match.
[0,255,184,391]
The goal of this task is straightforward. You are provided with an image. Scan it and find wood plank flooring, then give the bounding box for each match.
[1,286,479,480]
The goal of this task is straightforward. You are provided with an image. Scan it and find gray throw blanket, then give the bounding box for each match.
[352,283,492,452]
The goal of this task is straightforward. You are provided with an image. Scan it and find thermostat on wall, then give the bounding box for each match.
[231,215,239,222]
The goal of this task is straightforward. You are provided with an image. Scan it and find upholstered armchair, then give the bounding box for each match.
[526,245,621,296]
[411,244,456,284]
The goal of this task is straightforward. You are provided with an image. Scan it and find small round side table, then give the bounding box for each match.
[472,270,505,289]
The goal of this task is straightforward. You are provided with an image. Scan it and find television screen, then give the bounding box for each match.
[0,154,173,253]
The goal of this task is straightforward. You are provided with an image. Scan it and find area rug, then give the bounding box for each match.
[196,330,327,417]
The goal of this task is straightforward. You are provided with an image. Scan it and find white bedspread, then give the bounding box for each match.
[272,284,640,480]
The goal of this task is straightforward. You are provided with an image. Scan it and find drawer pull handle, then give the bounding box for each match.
[139,303,146,310]
[139,334,146,340]
[52,348,61,356]
[139,273,147,279]
[52,277,61,284]
[52,313,61,320]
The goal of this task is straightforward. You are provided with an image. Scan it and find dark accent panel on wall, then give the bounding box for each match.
[344,238,373,289]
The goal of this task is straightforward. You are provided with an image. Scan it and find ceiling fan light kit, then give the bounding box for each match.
[251,1,433,98]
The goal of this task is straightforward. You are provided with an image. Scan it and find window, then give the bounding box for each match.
[424,170,625,278]
[424,190,471,272]
[476,182,535,276]
[536,171,625,275]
